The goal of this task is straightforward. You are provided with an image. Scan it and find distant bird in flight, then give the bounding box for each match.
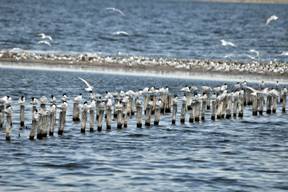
[221,40,236,47]
[280,51,288,56]
[112,31,129,36]
[79,77,94,92]
[249,49,260,57]
[265,15,278,25]
[105,7,125,16]
[38,33,53,41]
[38,40,51,47]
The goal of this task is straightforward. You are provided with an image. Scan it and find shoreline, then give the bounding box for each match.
[1,61,288,84]
[0,49,288,83]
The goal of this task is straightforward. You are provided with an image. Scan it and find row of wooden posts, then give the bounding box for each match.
[0,85,287,141]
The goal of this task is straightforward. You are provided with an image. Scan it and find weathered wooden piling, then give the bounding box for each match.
[18,96,25,129]
[115,101,123,129]
[49,104,56,136]
[106,98,112,130]
[266,95,272,114]
[172,95,177,125]
[81,102,89,133]
[194,99,201,122]
[58,101,68,135]
[73,94,82,121]
[89,100,96,132]
[154,99,162,126]
[252,95,258,116]
[97,99,105,131]
[165,94,172,113]
[29,109,39,140]
[38,96,48,139]
[225,94,232,119]
[272,95,277,113]
[0,102,4,128]
[5,105,13,141]
[282,88,287,112]
[238,92,244,118]
[257,95,264,115]
[145,98,153,127]
[136,98,143,128]
[180,95,187,124]
[122,97,129,128]
[211,100,216,120]
[201,95,207,121]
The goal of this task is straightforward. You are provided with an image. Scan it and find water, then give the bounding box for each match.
[0,68,288,191]
[0,0,288,62]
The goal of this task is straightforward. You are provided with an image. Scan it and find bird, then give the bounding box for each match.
[244,86,269,96]
[105,7,125,16]
[38,40,51,47]
[112,31,129,36]
[266,15,278,25]
[221,40,236,47]
[280,51,288,56]
[78,77,94,92]
[38,33,53,41]
[249,49,260,57]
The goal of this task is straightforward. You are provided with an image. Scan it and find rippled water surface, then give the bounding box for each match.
[0,0,288,62]
[0,68,288,191]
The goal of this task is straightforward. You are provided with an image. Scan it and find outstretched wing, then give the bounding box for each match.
[79,77,93,88]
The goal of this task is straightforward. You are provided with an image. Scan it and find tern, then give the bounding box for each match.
[266,15,278,25]
[38,33,53,41]
[280,51,288,56]
[249,49,260,57]
[105,7,125,16]
[79,77,94,92]
[38,40,51,47]
[221,40,236,47]
[113,31,129,36]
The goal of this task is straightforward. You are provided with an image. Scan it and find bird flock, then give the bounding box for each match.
[0,78,287,141]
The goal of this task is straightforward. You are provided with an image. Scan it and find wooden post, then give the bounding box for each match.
[5,105,13,141]
[252,95,258,116]
[0,101,4,128]
[81,102,88,133]
[189,100,194,123]
[154,99,161,126]
[266,95,272,114]
[272,95,277,113]
[89,100,96,132]
[172,95,177,125]
[58,101,68,135]
[29,109,39,140]
[211,100,216,120]
[122,97,128,128]
[238,92,244,118]
[226,94,232,119]
[165,94,172,113]
[258,95,264,115]
[73,94,81,121]
[145,98,153,127]
[49,104,56,136]
[194,99,200,122]
[97,100,105,131]
[180,96,187,124]
[18,96,25,129]
[106,98,112,130]
[282,88,287,112]
[38,96,48,139]
[136,98,142,128]
[115,101,123,129]
[201,95,207,121]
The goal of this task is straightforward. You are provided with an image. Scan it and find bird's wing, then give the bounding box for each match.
[245,86,257,93]
[79,77,92,88]
[47,36,53,41]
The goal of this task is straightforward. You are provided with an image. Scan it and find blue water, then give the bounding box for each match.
[0,0,288,62]
[0,68,288,191]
